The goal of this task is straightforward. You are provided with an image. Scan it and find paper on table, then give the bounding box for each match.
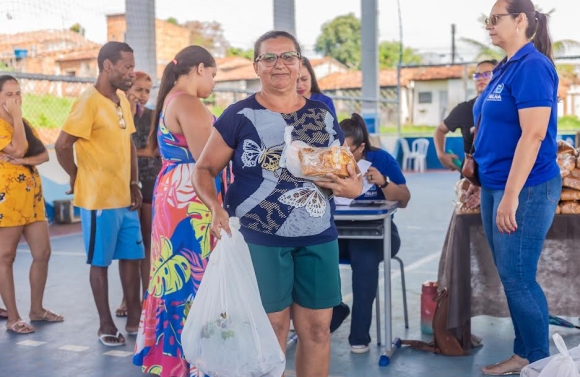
[334,159,374,206]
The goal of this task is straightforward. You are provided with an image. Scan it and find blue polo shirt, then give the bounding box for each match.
[473,42,559,189]
[357,148,406,201]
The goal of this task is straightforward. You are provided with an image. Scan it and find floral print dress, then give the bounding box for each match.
[0,118,46,227]
[133,96,220,377]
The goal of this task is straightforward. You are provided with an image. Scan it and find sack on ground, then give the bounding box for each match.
[182,217,285,377]
[521,334,580,377]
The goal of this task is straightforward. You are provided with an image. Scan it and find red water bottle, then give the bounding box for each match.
[421,281,438,335]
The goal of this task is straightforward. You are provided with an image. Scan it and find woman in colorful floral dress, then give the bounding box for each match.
[133,46,219,377]
[0,75,63,334]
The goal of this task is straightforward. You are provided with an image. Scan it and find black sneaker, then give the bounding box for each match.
[330,302,351,333]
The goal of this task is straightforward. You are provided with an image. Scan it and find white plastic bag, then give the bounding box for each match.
[280,126,349,181]
[521,334,580,377]
[182,217,286,377]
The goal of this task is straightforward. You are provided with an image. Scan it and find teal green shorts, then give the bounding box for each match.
[247,240,342,313]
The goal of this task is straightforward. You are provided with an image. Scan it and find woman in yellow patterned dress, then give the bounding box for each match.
[0,75,63,334]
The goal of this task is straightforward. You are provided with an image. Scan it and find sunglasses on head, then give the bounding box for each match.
[484,13,520,26]
[472,71,493,80]
[255,51,301,67]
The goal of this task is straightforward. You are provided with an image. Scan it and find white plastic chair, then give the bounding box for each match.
[410,138,429,172]
[399,138,413,170]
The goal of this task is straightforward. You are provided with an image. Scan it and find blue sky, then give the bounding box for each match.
[1,0,579,60]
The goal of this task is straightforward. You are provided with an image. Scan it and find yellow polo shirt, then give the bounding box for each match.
[61,86,136,210]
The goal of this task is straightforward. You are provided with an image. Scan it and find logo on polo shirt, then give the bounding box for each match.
[487,83,504,101]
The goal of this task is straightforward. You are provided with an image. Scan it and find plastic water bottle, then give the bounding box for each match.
[420,281,438,335]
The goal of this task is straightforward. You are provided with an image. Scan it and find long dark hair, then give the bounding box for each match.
[506,0,553,62]
[301,57,321,94]
[339,113,376,155]
[253,30,302,61]
[148,46,215,154]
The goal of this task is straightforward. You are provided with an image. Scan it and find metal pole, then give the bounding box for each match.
[273,0,296,35]
[361,0,379,133]
[396,0,403,136]
[451,24,456,64]
[125,0,158,84]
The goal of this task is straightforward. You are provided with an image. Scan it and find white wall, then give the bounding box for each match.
[412,80,448,126]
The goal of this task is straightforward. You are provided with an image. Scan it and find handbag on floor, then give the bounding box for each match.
[402,288,474,356]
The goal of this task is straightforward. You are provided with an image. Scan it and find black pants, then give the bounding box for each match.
[334,221,401,345]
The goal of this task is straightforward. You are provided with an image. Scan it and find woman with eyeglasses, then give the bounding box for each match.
[434,59,497,172]
[297,56,336,116]
[132,46,220,377]
[0,75,63,334]
[193,30,363,375]
[475,0,560,374]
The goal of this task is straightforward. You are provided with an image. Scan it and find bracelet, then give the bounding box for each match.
[130,180,142,189]
[378,175,389,188]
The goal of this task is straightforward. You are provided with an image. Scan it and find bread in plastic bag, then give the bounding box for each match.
[454,178,480,214]
[280,126,356,181]
[521,333,580,377]
[182,217,286,377]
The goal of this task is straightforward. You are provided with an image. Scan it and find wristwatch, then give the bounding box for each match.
[130,180,142,189]
[378,175,389,188]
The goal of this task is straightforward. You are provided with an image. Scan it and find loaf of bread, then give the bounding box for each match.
[570,168,580,179]
[558,140,577,156]
[299,146,357,178]
[556,204,561,214]
[560,201,580,214]
[561,188,580,201]
[563,177,580,191]
[557,154,576,176]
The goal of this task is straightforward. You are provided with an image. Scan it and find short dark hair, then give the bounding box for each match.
[477,59,498,67]
[97,41,134,71]
[253,30,301,61]
[301,57,321,94]
[0,75,18,92]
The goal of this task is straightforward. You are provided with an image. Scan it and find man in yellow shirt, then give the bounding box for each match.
[55,41,144,347]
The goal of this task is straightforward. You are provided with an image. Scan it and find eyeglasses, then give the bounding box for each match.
[255,51,301,67]
[116,105,126,129]
[472,71,493,80]
[485,13,519,26]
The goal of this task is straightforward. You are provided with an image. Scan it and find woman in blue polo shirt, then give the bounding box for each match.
[332,113,410,353]
[474,0,561,374]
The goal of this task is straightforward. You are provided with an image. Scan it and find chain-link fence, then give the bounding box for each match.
[1,72,400,145]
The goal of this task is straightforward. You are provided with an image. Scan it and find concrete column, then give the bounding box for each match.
[361,0,379,133]
[125,0,157,84]
[273,0,296,35]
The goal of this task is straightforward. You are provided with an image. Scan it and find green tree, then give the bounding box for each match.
[315,14,422,69]
[379,41,422,68]
[226,47,254,61]
[166,17,179,25]
[315,13,361,68]
[69,23,85,36]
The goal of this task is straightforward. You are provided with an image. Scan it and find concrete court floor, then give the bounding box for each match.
[1,170,579,377]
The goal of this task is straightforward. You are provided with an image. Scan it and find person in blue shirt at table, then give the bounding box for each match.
[297,57,336,116]
[331,113,411,353]
[473,0,561,374]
